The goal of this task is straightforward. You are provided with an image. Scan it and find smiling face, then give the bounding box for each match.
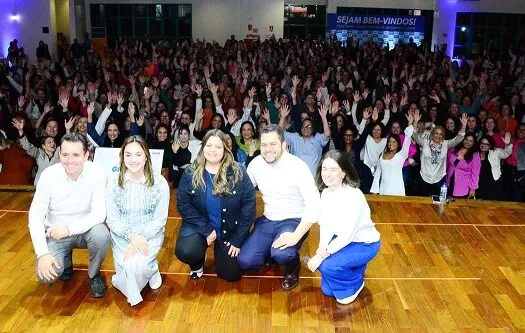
[60,140,89,179]
[156,126,168,142]
[43,137,56,154]
[203,135,225,165]
[321,157,345,189]
[432,127,445,144]
[301,119,314,138]
[241,122,254,140]
[45,120,58,137]
[107,124,120,141]
[123,142,147,175]
[387,136,399,152]
[462,135,475,149]
[260,131,285,165]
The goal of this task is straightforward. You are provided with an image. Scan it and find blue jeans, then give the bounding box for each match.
[319,241,380,299]
[238,216,307,275]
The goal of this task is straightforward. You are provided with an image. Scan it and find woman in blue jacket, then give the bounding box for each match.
[175,129,256,282]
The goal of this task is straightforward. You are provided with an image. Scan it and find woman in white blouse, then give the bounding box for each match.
[106,135,170,306]
[476,133,513,200]
[371,113,415,196]
[307,150,380,304]
[412,110,468,196]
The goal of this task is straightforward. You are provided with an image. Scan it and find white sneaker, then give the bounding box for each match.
[336,281,365,305]
[190,267,204,280]
[148,271,162,289]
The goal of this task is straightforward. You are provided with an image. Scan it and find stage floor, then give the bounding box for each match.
[0,189,524,332]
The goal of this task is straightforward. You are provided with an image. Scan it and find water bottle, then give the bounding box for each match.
[439,183,448,204]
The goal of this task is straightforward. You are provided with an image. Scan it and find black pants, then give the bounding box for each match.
[175,233,243,282]
[418,174,445,197]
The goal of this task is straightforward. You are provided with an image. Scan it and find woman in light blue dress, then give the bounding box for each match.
[106,135,170,306]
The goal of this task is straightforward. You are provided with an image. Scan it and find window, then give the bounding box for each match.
[284,5,326,39]
[454,12,524,59]
[90,4,192,40]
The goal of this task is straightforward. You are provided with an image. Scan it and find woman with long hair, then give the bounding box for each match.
[175,129,256,282]
[445,133,481,198]
[370,113,415,195]
[105,135,170,306]
[307,150,380,304]
[476,134,513,200]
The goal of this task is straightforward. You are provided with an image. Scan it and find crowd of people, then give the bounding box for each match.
[1,32,525,306]
[0,34,524,201]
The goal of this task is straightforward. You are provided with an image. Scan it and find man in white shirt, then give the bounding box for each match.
[238,125,321,290]
[28,132,110,297]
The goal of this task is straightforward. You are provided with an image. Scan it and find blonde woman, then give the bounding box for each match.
[176,129,256,282]
[106,135,170,306]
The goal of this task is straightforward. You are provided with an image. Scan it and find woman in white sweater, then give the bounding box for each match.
[412,111,468,196]
[371,113,415,196]
[476,133,513,200]
[307,150,380,305]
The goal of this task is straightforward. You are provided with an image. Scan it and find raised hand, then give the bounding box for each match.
[383,93,391,107]
[280,104,290,118]
[17,95,26,108]
[400,95,408,107]
[405,111,414,125]
[172,139,182,153]
[362,88,370,100]
[319,104,328,118]
[460,113,468,128]
[331,100,339,115]
[503,132,512,145]
[117,92,125,106]
[87,102,95,116]
[343,100,351,114]
[363,107,372,120]
[137,115,145,127]
[209,82,218,94]
[352,91,361,103]
[12,118,25,134]
[265,82,272,97]
[65,117,75,132]
[413,109,421,124]
[227,108,238,125]
[291,75,300,89]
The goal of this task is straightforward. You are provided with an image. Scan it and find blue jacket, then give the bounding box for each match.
[177,164,256,248]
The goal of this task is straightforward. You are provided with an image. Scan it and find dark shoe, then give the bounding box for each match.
[59,266,73,281]
[89,274,107,298]
[260,258,276,273]
[281,272,299,291]
[190,267,203,280]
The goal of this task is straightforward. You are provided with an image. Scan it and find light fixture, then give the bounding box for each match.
[461,26,467,32]
[9,14,20,22]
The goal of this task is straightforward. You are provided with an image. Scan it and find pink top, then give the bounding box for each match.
[399,132,418,167]
[446,150,481,197]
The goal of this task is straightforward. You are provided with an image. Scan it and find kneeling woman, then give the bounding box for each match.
[308,150,381,304]
[176,129,256,281]
[106,136,170,306]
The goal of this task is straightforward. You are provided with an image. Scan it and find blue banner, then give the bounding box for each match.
[327,14,425,33]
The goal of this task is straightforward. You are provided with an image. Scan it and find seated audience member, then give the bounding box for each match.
[176,129,255,281]
[106,136,170,306]
[238,125,320,290]
[171,125,201,187]
[149,124,173,182]
[28,132,109,297]
[477,134,513,200]
[13,118,60,184]
[307,150,380,304]
[278,104,331,174]
[446,133,481,198]
[235,121,260,167]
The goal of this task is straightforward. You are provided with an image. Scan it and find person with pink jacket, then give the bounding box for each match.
[446,133,481,198]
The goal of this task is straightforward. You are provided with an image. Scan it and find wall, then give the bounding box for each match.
[83,0,285,43]
[435,0,525,58]
[0,0,53,62]
[55,0,70,40]
[327,0,435,12]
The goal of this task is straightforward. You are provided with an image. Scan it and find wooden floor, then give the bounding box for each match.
[0,189,524,332]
